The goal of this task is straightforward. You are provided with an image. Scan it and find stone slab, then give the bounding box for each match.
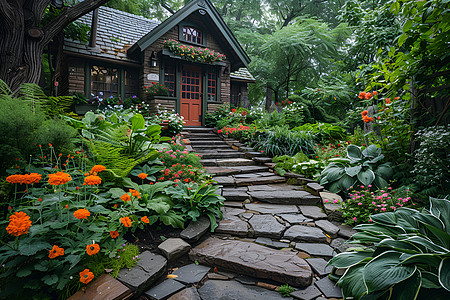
[145,279,185,300]
[283,226,327,243]
[306,183,324,196]
[253,157,273,164]
[229,165,270,173]
[222,207,246,216]
[117,251,167,296]
[337,223,357,239]
[306,258,333,277]
[204,167,240,176]
[235,275,259,285]
[247,185,279,192]
[198,280,293,300]
[245,203,299,214]
[171,263,211,284]
[190,238,312,287]
[68,274,132,300]
[290,285,322,300]
[245,151,265,158]
[315,277,343,298]
[277,214,313,224]
[158,238,191,262]
[249,215,286,239]
[323,203,343,221]
[215,217,249,236]
[235,175,286,186]
[217,158,255,166]
[207,273,230,280]
[294,243,335,257]
[224,201,244,208]
[314,220,340,238]
[299,206,327,220]
[200,159,217,166]
[249,190,320,205]
[255,237,290,249]
[168,287,201,300]
[180,216,210,243]
[213,176,235,186]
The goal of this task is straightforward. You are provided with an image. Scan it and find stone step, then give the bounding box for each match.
[189,237,313,287]
[222,187,249,201]
[248,190,321,205]
[192,144,231,149]
[200,159,218,166]
[227,165,270,174]
[188,135,222,141]
[190,140,228,145]
[204,166,241,176]
[235,175,286,187]
[245,151,265,158]
[253,157,273,164]
[198,152,245,159]
[184,127,214,133]
[216,158,255,167]
[213,176,235,187]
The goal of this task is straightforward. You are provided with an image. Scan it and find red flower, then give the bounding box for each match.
[358,91,366,99]
[110,231,119,238]
[231,108,236,113]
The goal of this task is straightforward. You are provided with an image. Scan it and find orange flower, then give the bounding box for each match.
[48,172,72,186]
[394,97,400,100]
[79,269,94,284]
[6,211,32,236]
[373,91,378,96]
[129,189,140,199]
[83,175,102,186]
[121,217,132,227]
[90,165,106,173]
[110,231,119,238]
[86,243,100,256]
[6,173,42,185]
[363,116,374,123]
[121,193,131,202]
[361,110,368,116]
[138,173,148,179]
[358,91,366,99]
[385,98,392,104]
[141,216,149,223]
[48,245,64,259]
[73,208,90,219]
[365,92,372,100]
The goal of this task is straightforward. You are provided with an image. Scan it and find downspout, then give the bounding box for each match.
[89,8,99,48]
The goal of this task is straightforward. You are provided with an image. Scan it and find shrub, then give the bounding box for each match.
[294,123,348,143]
[254,127,315,157]
[150,108,184,138]
[205,103,230,128]
[34,118,77,154]
[328,196,450,299]
[157,147,203,169]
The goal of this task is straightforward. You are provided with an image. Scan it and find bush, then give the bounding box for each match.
[254,127,315,157]
[35,118,77,154]
[294,123,348,143]
[328,196,450,299]
[205,103,231,128]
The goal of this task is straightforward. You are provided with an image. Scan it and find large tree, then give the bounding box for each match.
[0,0,109,93]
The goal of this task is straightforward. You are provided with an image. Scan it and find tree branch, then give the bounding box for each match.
[42,0,109,46]
[160,0,175,15]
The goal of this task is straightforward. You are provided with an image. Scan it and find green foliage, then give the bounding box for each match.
[158,146,203,169]
[288,94,339,124]
[254,127,315,157]
[273,152,309,176]
[278,284,295,297]
[294,123,347,143]
[145,82,170,96]
[205,103,231,128]
[328,196,450,299]
[319,144,393,193]
[35,118,77,154]
[149,108,184,137]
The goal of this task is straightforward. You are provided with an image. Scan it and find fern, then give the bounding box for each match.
[0,79,12,96]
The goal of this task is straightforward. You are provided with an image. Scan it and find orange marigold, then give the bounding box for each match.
[83,175,102,186]
[365,92,372,100]
[110,231,119,238]
[121,193,131,202]
[48,245,64,259]
[79,269,94,284]
[90,165,106,174]
[138,173,148,179]
[73,208,90,219]
[141,216,149,224]
[373,91,378,96]
[6,211,32,236]
[358,91,366,99]
[129,189,140,198]
[121,217,132,227]
[361,110,368,116]
[48,172,72,186]
[385,98,392,104]
[6,173,42,185]
[86,243,100,256]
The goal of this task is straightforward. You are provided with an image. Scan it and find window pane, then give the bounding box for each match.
[182,26,203,44]
[91,65,119,99]
[164,64,176,97]
[207,71,217,102]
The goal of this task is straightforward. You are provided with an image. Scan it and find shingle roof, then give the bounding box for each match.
[230,68,255,83]
[64,6,160,62]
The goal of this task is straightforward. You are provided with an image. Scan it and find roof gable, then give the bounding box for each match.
[128,0,250,68]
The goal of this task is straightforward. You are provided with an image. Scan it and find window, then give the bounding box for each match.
[182,26,203,44]
[207,72,217,101]
[124,70,138,98]
[164,64,176,97]
[90,66,119,99]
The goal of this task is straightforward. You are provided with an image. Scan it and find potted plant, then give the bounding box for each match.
[73,92,99,115]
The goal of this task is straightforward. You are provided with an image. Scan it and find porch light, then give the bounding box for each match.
[150,51,157,67]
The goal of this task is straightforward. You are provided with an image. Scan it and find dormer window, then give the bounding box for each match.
[182,26,203,44]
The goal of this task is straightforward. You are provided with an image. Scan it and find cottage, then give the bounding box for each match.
[62,0,254,126]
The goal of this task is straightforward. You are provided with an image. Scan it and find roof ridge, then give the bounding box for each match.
[98,5,160,25]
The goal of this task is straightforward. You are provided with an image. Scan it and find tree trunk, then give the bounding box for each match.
[265,84,273,111]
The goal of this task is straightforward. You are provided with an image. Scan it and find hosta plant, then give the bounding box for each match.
[319,144,393,193]
[328,196,450,299]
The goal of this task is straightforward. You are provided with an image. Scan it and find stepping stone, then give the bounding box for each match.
[217,158,255,166]
[294,243,335,257]
[117,251,167,296]
[68,274,132,300]
[239,146,254,152]
[249,190,320,205]
[306,183,324,196]
[234,173,264,178]
[255,237,290,249]
[215,216,249,236]
[171,263,211,284]
[283,226,328,243]
[207,273,230,280]
[190,237,313,287]
[337,223,357,239]
[247,184,279,192]
[198,280,292,300]
[277,214,313,224]
[255,172,277,177]
[245,203,299,214]
[168,287,200,300]
[299,206,327,220]
[330,238,351,253]
[180,216,210,243]
[224,201,244,208]
[222,188,249,201]
[145,279,185,300]
[290,285,322,300]
[200,152,244,159]
[284,172,305,179]
[235,175,286,186]
[191,140,226,145]
[315,277,343,298]
[213,176,235,186]
[249,215,286,239]
[320,191,342,203]
[222,207,246,216]
[315,220,340,238]
[204,167,240,176]
[235,274,259,285]
[158,238,191,262]
[229,165,270,173]
[241,212,254,219]
[265,162,277,168]
[245,151,265,158]
[323,202,343,221]
[200,159,217,166]
[306,258,333,276]
[253,157,273,164]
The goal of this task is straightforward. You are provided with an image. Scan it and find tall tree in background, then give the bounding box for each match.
[0,0,109,92]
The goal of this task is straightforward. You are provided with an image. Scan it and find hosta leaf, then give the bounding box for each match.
[345,165,362,177]
[347,144,362,160]
[362,144,380,158]
[363,251,416,293]
[109,187,126,198]
[373,174,389,189]
[357,169,375,186]
[405,236,449,254]
[339,174,357,191]
[42,274,59,286]
[355,223,405,236]
[328,251,374,268]
[378,239,421,254]
[338,263,368,299]
[351,232,384,244]
[439,257,450,291]
[325,167,345,182]
[421,271,442,289]
[389,269,421,300]
[375,163,393,180]
[401,253,442,268]
[370,212,397,226]
[429,197,450,233]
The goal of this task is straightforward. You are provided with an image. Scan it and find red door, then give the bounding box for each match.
[181,65,202,126]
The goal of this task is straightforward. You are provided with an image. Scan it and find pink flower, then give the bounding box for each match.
[368,184,372,188]
[381,208,386,211]
[353,217,357,221]
[372,201,376,205]
[360,185,364,188]
[376,196,383,200]
[358,203,362,205]
[324,199,329,203]
[333,199,339,204]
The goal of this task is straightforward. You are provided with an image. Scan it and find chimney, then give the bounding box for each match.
[89,8,99,48]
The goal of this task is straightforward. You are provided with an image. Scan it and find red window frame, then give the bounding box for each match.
[207,72,217,101]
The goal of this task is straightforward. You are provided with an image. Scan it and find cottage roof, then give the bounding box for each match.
[64,6,160,63]
[230,68,256,83]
